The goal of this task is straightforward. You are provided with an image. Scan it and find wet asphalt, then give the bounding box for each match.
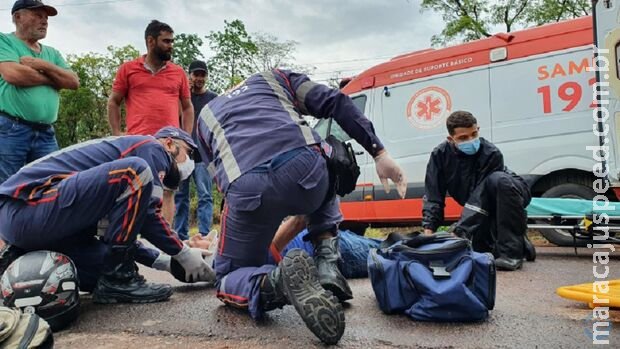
[55,246,620,348]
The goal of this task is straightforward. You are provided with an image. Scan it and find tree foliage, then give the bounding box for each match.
[206,19,258,92]
[249,32,313,74]
[56,45,139,147]
[172,33,204,71]
[55,20,307,146]
[421,0,592,46]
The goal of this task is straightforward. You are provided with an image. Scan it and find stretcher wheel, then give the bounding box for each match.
[538,183,596,247]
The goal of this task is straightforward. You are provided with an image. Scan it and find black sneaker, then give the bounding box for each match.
[280,249,345,345]
[524,236,536,262]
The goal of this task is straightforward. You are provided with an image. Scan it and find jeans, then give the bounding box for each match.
[0,114,58,184]
[174,162,213,240]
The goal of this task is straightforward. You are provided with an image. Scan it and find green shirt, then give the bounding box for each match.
[0,33,70,124]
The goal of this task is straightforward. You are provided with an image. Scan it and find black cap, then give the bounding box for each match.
[11,0,57,16]
[188,60,208,74]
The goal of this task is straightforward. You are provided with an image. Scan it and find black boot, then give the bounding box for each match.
[313,236,353,302]
[93,245,172,304]
[0,243,25,276]
[260,249,345,345]
[495,257,523,271]
[523,235,536,262]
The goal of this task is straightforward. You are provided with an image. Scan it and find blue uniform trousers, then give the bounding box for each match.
[0,157,154,287]
[214,146,342,319]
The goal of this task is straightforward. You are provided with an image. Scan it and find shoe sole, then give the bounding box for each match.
[93,288,173,304]
[280,249,345,345]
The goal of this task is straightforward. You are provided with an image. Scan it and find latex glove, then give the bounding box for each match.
[172,245,212,282]
[151,253,171,272]
[374,151,407,199]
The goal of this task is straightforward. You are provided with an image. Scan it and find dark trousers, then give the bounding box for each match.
[0,157,155,288]
[457,171,531,259]
[214,147,342,319]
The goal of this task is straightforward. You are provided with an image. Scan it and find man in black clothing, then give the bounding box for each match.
[173,60,218,240]
[422,110,535,271]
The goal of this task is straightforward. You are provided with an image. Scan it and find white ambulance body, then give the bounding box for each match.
[316,2,620,244]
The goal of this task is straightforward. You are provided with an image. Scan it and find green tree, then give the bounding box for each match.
[206,19,258,92]
[421,0,591,46]
[172,33,204,71]
[249,32,313,74]
[56,45,139,147]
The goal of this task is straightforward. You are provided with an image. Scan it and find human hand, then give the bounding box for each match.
[172,245,214,282]
[19,56,49,71]
[374,151,407,199]
[423,229,434,236]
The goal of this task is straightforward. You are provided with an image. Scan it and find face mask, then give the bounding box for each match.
[456,137,481,155]
[177,153,195,181]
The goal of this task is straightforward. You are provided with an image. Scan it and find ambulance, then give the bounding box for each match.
[315,0,620,246]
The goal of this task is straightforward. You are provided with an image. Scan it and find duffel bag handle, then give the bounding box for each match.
[402,232,457,248]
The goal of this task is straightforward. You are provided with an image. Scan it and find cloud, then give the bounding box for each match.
[0,0,444,79]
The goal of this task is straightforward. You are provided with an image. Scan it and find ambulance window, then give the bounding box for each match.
[351,95,367,114]
[329,95,367,142]
[314,119,329,139]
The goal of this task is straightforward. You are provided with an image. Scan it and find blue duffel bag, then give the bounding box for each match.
[368,232,496,322]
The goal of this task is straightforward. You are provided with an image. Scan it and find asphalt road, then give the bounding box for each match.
[55,246,620,349]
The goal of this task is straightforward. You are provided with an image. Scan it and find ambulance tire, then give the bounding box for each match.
[538,183,597,247]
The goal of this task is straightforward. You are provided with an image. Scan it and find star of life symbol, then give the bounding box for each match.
[406,86,452,129]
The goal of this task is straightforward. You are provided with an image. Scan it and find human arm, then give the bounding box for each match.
[421,150,448,233]
[0,61,56,87]
[272,215,309,252]
[107,90,125,136]
[19,56,79,90]
[162,189,175,224]
[180,97,194,135]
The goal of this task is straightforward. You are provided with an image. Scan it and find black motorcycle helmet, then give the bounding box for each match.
[0,251,80,331]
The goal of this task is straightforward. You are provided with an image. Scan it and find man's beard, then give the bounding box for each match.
[155,46,171,61]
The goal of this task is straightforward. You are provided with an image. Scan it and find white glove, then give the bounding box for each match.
[172,245,213,282]
[374,151,407,199]
[152,253,171,272]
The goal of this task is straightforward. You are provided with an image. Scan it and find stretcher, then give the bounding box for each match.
[556,280,620,308]
[525,198,620,246]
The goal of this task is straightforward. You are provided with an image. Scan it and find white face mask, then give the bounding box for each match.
[177,153,195,181]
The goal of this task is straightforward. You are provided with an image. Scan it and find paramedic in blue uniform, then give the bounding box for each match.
[195,69,406,344]
[422,110,535,271]
[0,126,213,303]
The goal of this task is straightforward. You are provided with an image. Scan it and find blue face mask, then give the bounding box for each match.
[456,137,481,155]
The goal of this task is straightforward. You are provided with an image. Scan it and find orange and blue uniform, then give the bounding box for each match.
[0,136,184,290]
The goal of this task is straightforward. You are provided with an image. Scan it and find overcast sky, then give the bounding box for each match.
[0,0,445,83]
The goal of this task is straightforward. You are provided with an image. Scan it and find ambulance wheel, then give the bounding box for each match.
[537,183,597,247]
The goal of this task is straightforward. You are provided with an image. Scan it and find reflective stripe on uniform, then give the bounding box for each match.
[115,167,153,203]
[295,80,319,115]
[24,136,124,169]
[464,203,489,216]
[199,104,242,184]
[260,71,316,145]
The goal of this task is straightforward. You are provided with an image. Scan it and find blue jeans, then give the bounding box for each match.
[174,162,213,240]
[0,114,58,184]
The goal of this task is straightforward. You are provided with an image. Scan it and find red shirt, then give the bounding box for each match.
[112,56,190,136]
